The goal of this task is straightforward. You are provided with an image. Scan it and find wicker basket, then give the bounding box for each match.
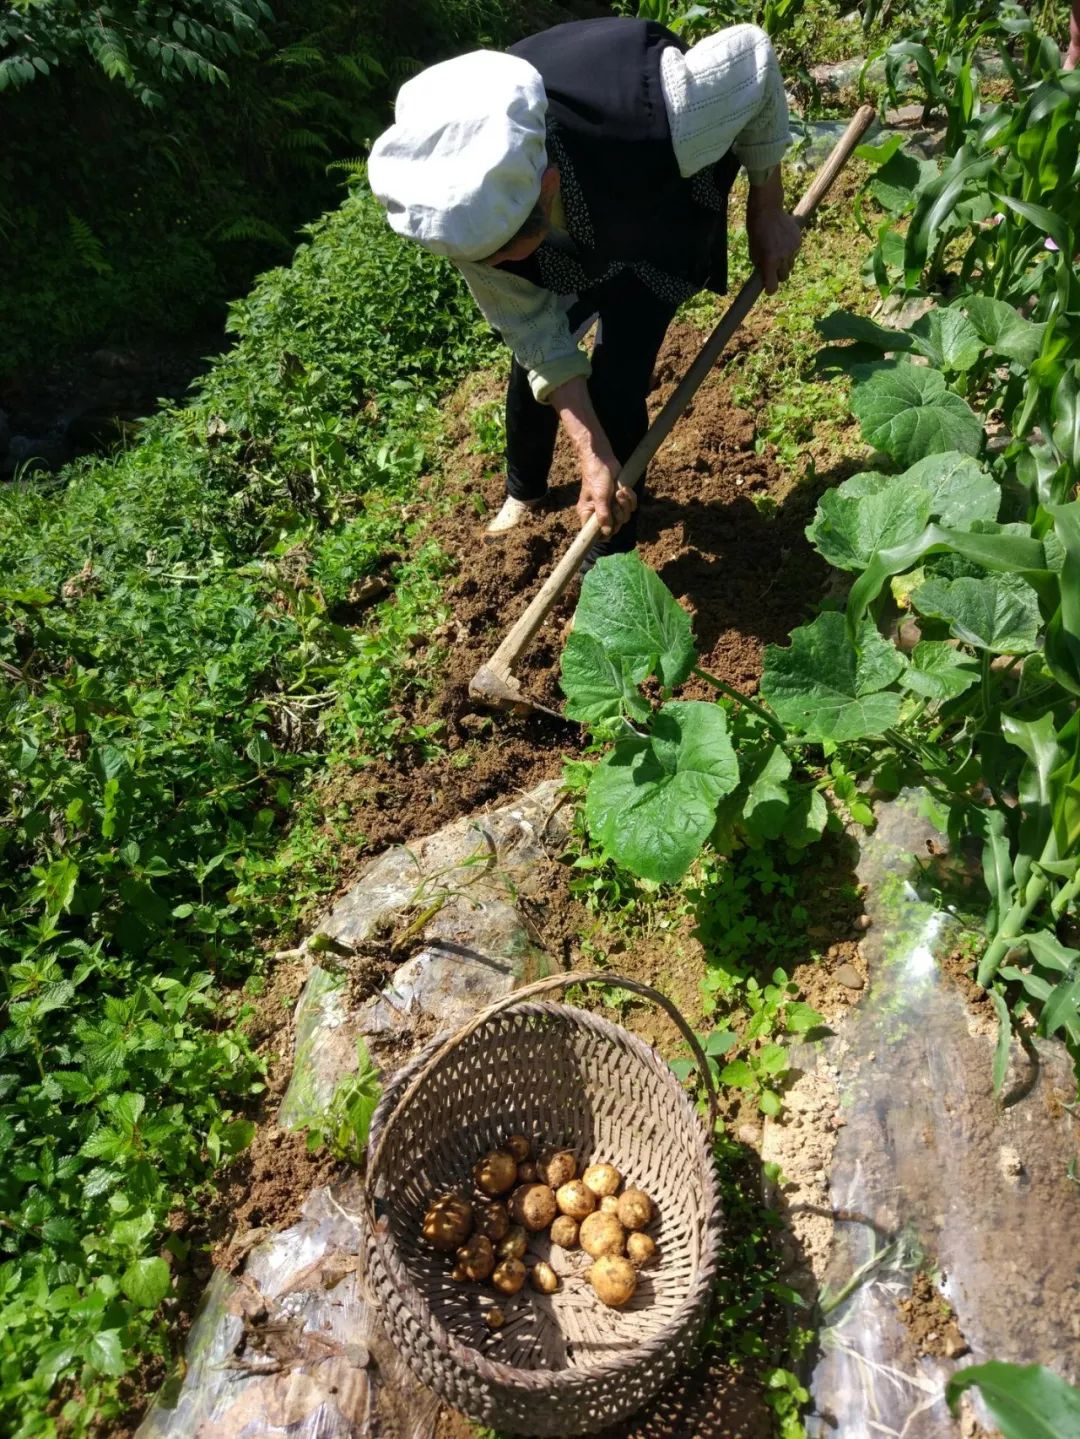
[363,972,722,1435]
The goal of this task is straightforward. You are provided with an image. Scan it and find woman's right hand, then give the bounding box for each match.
[576,445,636,537]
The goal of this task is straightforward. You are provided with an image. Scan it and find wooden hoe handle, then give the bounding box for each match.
[469,104,877,707]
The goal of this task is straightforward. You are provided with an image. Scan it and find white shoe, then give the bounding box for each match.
[485,496,539,536]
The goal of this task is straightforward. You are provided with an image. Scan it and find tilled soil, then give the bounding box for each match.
[321,316,832,874]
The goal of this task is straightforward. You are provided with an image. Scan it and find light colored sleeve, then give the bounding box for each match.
[457,261,591,402]
[659,24,791,182]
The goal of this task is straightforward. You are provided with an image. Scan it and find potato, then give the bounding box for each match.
[504,1134,531,1162]
[474,1149,518,1197]
[627,1232,657,1268]
[617,1188,653,1232]
[582,1163,621,1198]
[473,1199,510,1242]
[530,1261,559,1294]
[450,1265,467,1281]
[492,1257,526,1295]
[600,1195,620,1215]
[485,1306,505,1330]
[517,1161,538,1184]
[455,1233,495,1282]
[422,1194,473,1252]
[497,1225,528,1260]
[509,1182,557,1232]
[588,1254,637,1308]
[537,1148,576,1189]
[550,1215,580,1250]
[579,1211,625,1258]
[555,1179,596,1221]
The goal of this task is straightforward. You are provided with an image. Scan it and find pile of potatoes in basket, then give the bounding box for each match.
[422,1135,658,1329]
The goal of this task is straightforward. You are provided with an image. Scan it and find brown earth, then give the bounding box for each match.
[318,314,834,880]
[896,1271,970,1362]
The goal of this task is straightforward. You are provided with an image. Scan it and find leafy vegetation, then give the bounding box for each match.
[0,0,513,374]
[561,28,1080,1087]
[0,182,494,1435]
[947,1361,1080,1439]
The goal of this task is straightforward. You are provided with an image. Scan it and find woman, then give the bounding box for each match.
[369,18,800,565]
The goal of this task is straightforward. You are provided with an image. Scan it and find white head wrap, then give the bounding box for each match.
[368,50,548,263]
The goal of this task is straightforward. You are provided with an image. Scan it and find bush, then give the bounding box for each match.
[0,183,495,1434]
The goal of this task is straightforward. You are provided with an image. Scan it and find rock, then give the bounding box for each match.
[835,963,865,991]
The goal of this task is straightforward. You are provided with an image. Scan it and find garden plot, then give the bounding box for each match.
[140,776,1078,1439]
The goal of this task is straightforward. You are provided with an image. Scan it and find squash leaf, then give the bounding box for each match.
[851,362,984,463]
[760,612,905,743]
[585,701,738,884]
[574,552,696,688]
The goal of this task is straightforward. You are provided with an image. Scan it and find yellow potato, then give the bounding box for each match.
[492,1257,526,1295]
[588,1254,637,1308]
[509,1182,557,1232]
[579,1211,626,1258]
[582,1163,622,1198]
[537,1147,576,1189]
[422,1194,472,1252]
[474,1149,518,1197]
[600,1196,620,1215]
[497,1225,528,1260]
[550,1215,580,1250]
[555,1179,596,1221]
[530,1261,559,1294]
[504,1134,531,1162]
[517,1161,538,1184]
[627,1232,657,1268]
[455,1234,495,1282]
[485,1306,505,1329]
[617,1188,653,1232]
[473,1198,510,1242]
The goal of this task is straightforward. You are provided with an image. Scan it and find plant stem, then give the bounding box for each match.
[1050,861,1080,920]
[978,828,1060,985]
[693,667,787,741]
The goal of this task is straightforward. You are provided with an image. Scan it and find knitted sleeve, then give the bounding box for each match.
[659,24,791,182]
[457,260,591,402]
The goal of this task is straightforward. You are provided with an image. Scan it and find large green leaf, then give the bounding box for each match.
[901,640,979,700]
[741,744,793,842]
[909,307,983,372]
[962,296,1047,366]
[806,478,932,572]
[900,452,1000,529]
[851,363,984,464]
[904,147,996,283]
[816,309,911,352]
[585,701,738,884]
[760,613,905,743]
[912,572,1041,653]
[867,149,939,214]
[561,631,650,724]
[947,1362,1080,1438]
[848,523,1048,627]
[807,454,998,572]
[1021,932,1080,1045]
[574,552,696,688]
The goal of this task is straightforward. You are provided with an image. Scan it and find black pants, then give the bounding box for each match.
[504,270,678,562]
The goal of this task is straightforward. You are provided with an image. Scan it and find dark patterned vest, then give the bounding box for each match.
[501,18,739,299]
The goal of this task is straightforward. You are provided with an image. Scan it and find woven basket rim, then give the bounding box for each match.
[366,997,722,1392]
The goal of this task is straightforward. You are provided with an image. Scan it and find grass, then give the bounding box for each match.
[681,170,872,487]
[0,181,497,1436]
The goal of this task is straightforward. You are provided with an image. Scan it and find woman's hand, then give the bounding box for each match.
[575,446,637,537]
[746,167,802,295]
[549,375,634,537]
